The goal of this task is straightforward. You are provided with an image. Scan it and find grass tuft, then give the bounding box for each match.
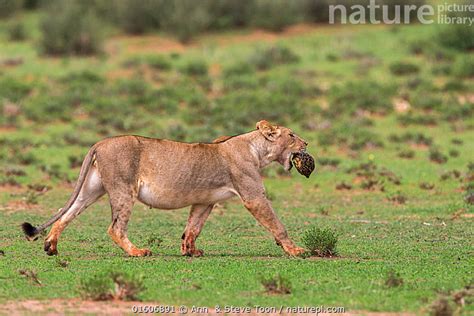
[301,227,338,257]
[385,270,403,288]
[78,271,145,301]
[260,274,292,295]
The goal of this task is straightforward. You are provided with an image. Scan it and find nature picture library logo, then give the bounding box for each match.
[329,0,474,25]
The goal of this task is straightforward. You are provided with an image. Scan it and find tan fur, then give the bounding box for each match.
[41,120,309,257]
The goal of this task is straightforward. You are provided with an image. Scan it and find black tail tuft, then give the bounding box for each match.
[21,222,38,239]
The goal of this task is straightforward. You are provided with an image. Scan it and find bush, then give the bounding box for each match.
[452,55,474,78]
[301,227,338,257]
[222,62,255,77]
[40,1,104,55]
[398,113,437,126]
[318,122,384,150]
[8,22,27,41]
[436,19,474,52]
[0,77,32,102]
[161,0,211,43]
[389,61,420,76]
[180,59,208,76]
[443,80,466,92]
[116,0,162,34]
[143,55,172,71]
[398,149,415,159]
[206,0,254,29]
[410,92,444,112]
[248,45,299,70]
[260,274,292,294]
[387,191,407,204]
[429,147,448,164]
[385,270,404,287]
[328,81,396,116]
[0,0,21,18]
[251,0,302,32]
[209,77,307,133]
[23,95,72,123]
[78,271,145,301]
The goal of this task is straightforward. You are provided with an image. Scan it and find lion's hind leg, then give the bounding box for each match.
[107,191,151,257]
[181,204,213,257]
[44,167,105,255]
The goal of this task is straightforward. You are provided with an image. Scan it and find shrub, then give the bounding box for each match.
[143,55,172,71]
[210,78,307,133]
[436,19,474,52]
[222,62,255,77]
[449,149,460,158]
[452,55,474,78]
[388,132,432,146]
[389,61,420,76]
[40,1,103,55]
[419,182,435,190]
[335,181,352,190]
[23,95,72,123]
[431,63,452,76]
[206,0,254,29]
[78,271,145,301]
[328,81,396,116]
[222,74,259,92]
[251,0,302,32]
[0,77,32,102]
[116,0,162,34]
[387,191,407,204]
[302,227,338,257]
[318,123,384,150]
[398,113,437,126]
[248,45,299,70]
[260,274,292,294]
[385,270,404,287]
[398,149,415,159]
[8,22,27,41]
[410,92,444,112]
[161,0,211,43]
[429,148,448,164]
[429,295,453,316]
[465,190,474,205]
[0,0,21,18]
[443,80,466,92]
[180,59,208,76]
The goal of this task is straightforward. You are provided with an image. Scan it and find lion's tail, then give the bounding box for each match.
[21,145,97,240]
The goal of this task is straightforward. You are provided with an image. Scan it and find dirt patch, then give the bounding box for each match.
[0,184,24,194]
[104,23,358,58]
[3,299,149,315]
[106,34,189,56]
[2,299,416,315]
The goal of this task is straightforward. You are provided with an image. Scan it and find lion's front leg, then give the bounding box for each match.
[181,204,213,257]
[243,197,305,257]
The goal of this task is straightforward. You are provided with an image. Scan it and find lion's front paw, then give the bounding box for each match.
[285,246,306,257]
[44,240,58,256]
[128,248,152,257]
[182,249,204,257]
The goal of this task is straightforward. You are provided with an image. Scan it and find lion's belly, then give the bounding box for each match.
[138,183,237,209]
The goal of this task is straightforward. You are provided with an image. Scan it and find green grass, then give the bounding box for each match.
[0,12,473,313]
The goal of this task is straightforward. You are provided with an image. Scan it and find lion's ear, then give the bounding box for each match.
[256,120,281,141]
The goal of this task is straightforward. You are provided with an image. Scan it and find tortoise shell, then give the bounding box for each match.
[291,152,315,178]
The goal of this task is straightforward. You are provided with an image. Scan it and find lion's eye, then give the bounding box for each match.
[289,133,295,138]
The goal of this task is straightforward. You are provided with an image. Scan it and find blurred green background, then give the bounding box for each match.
[0,0,473,313]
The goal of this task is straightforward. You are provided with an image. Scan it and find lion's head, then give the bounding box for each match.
[256,120,308,171]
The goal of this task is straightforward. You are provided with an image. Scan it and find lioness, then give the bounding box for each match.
[22,120,309,257]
